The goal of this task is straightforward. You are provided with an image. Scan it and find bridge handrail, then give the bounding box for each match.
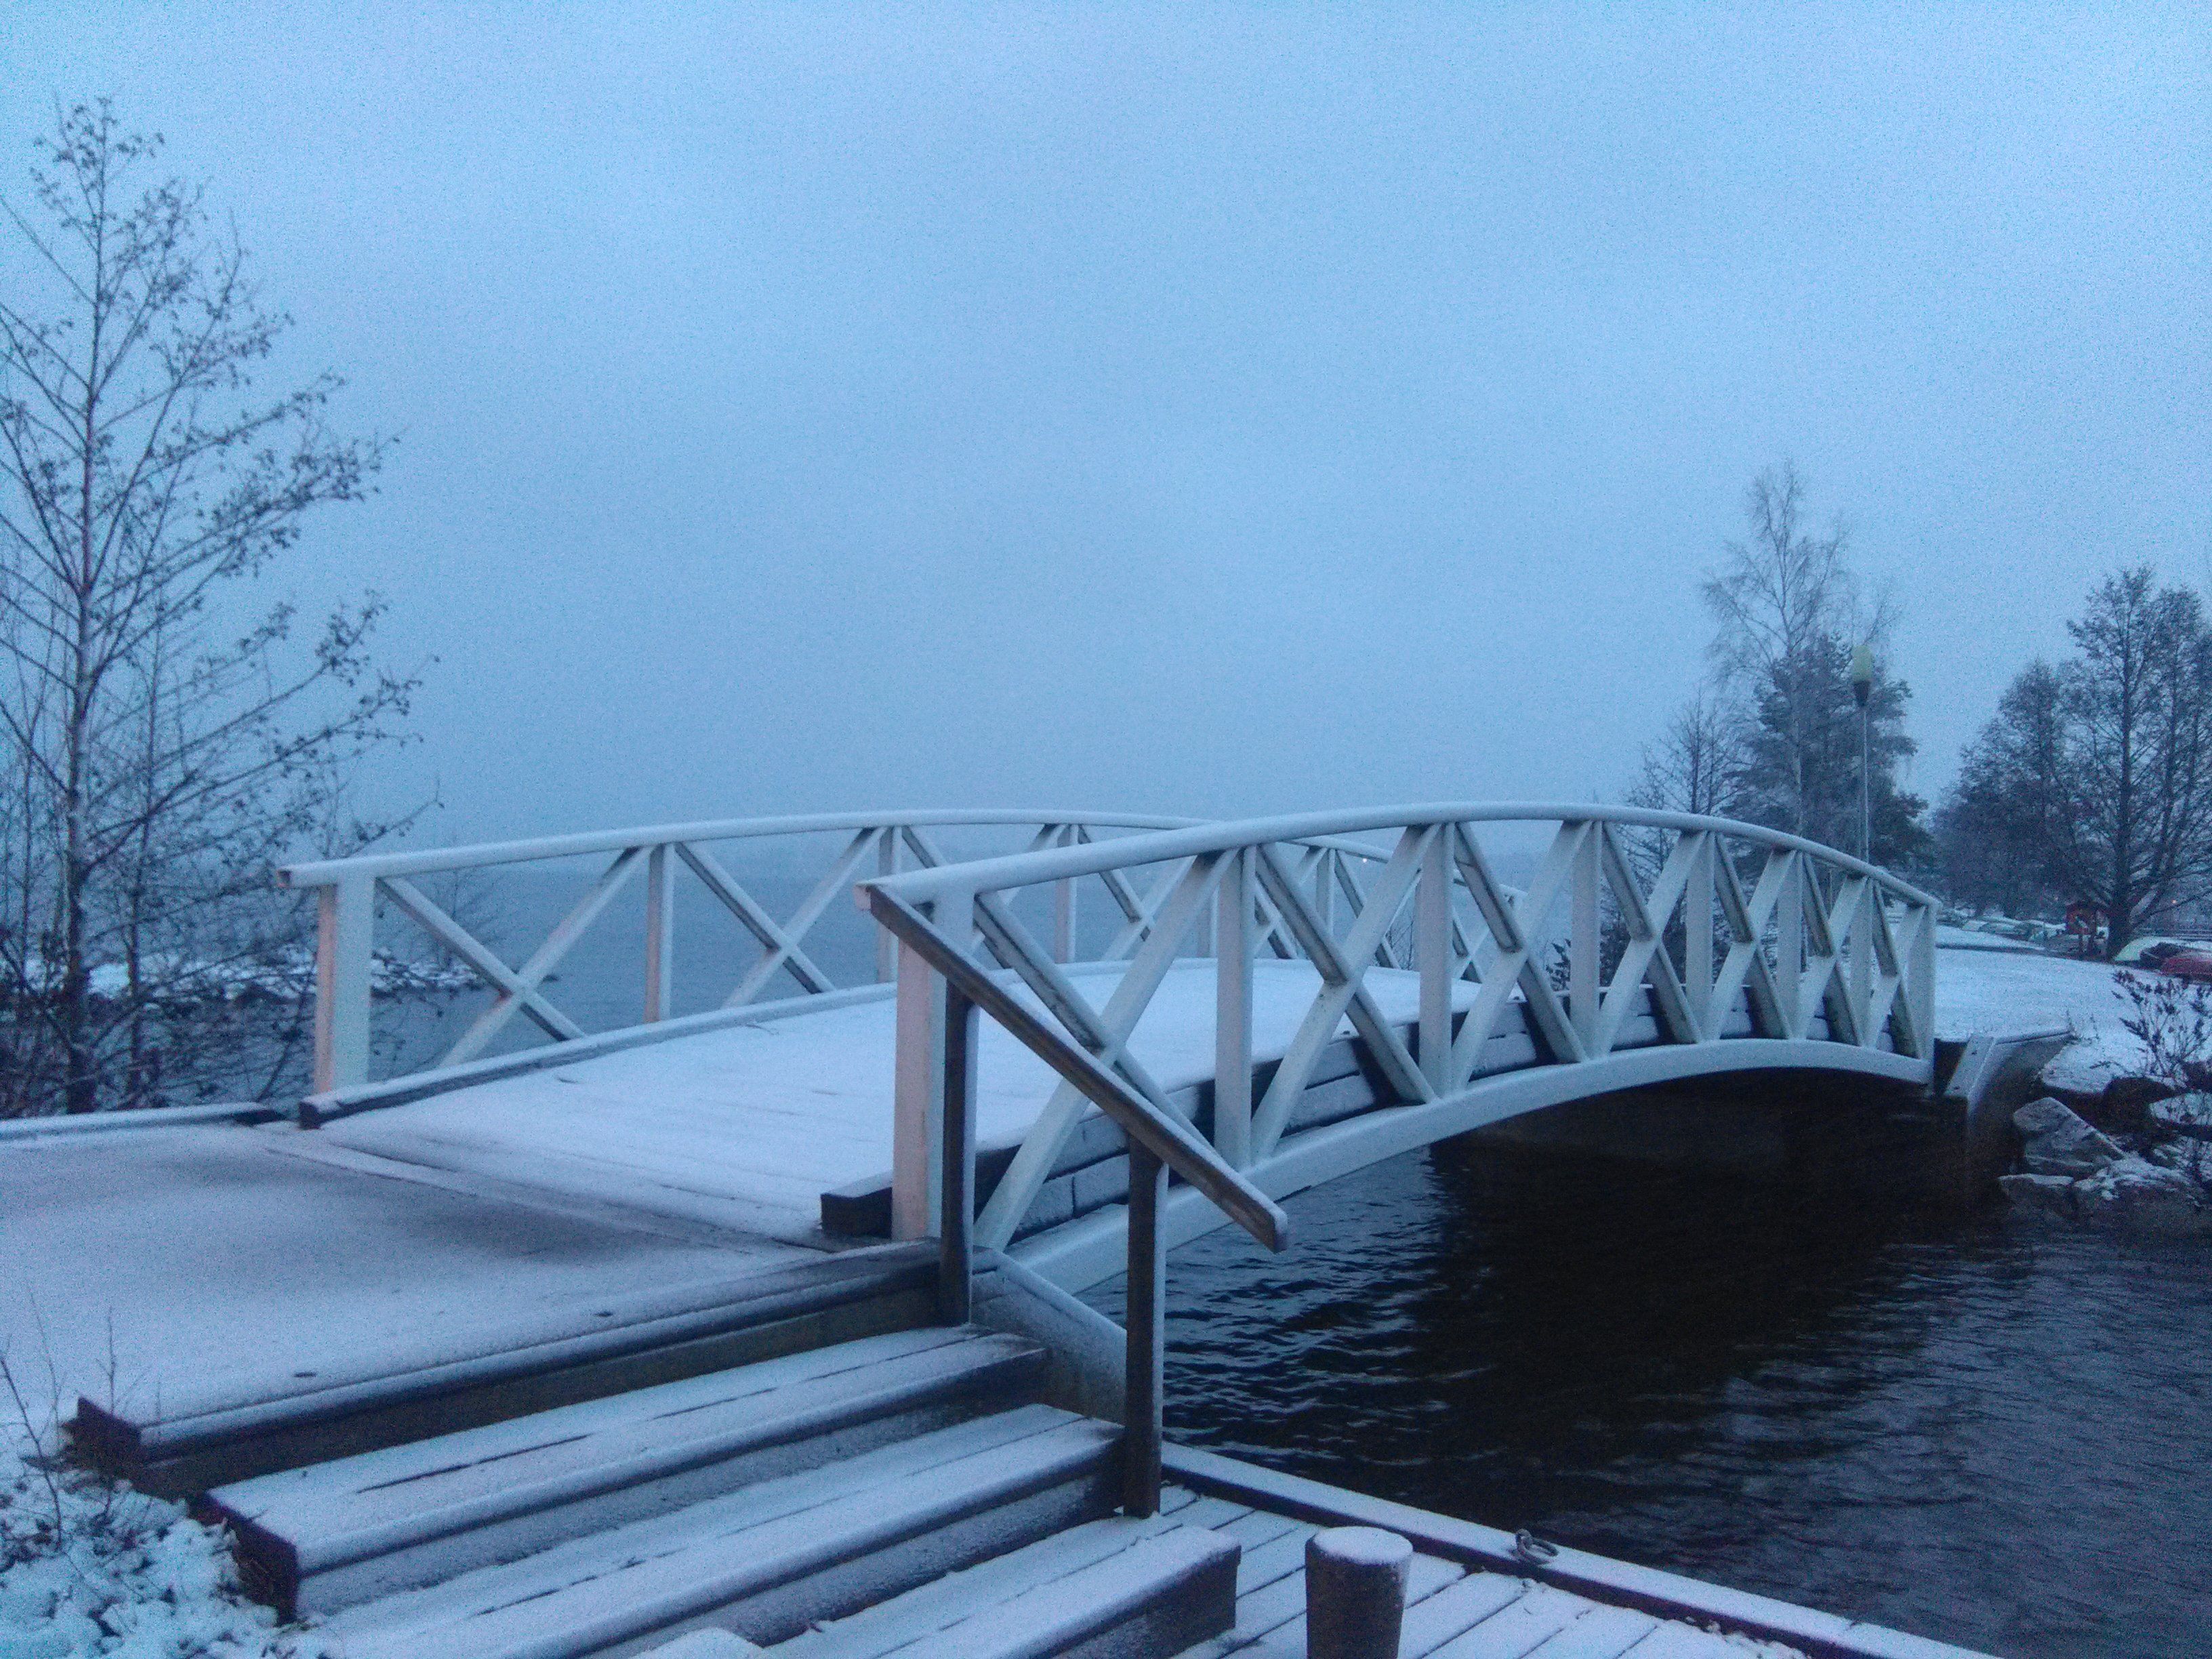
[854,800,1940,1512]
[276,806,1418,1109]
[863,879,1290,1518]
[868,802,1941,910]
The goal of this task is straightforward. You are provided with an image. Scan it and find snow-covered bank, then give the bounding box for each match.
[1933,945,2149,1094]
[0,1436,329,1658]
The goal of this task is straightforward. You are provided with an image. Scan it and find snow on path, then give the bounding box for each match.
[0,1125,812,1432]
[1933,944,2148,1088]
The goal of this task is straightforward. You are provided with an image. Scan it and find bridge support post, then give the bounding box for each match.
[1214,848,1253,1167]
[939,980,977,1323]
[642,844,675,1023]
[312,876,375,1096]
[1122,1141,1166,1518]
[894,889,974,1241]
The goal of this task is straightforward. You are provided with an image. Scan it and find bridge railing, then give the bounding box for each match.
[859,802,1940,1254]
[276,808,1448,1117]
[278,811,1201,1110]
[859,803,1937,1509]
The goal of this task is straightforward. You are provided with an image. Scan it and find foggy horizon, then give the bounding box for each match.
[7,5,2205,847]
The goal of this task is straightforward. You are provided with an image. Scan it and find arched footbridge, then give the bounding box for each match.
[280,804,1940,1298]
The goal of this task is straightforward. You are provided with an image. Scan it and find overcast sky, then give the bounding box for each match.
[5,5,2205,843]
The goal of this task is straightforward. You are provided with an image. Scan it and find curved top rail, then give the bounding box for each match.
[276,809,1199,887]
[865,802,1940,909]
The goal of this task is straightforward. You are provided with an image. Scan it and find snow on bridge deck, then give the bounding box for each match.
[314,958,1471,1241]
[3,960,1452,1422]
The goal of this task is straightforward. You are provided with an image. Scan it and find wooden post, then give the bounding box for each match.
[875,830,899,985]
[643,844,675,1023]
[1570,823,1599,1053]
[1776,854,1803,1038]
[1416,828,1452,1092]
[1123,1141,1166,1518]
[1849,880,1875,1045]
[1682,833,1714,1041]
[893,888,972,1240]
[312,876,375,1097]
[1053,825,1079,965]
[1911,899,1938,1058]
[1214,848,1254,1167]
[939,979,978,1324]
[1307,1528,1412,1659]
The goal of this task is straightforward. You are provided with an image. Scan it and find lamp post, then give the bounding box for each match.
[1850,642,1875,863]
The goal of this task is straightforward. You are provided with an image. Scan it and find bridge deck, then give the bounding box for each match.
[314,959,1472,1242]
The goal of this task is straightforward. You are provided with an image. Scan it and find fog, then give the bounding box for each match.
[6,5,2205,844]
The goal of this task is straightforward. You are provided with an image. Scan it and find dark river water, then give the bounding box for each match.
[1085,1143,2210,1659]
[371,863,2208,1657]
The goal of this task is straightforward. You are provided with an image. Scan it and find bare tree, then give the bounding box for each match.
[1626,688,1748,822]
[1701,462,1897,842]
[0,101,419,1114]
[2051,569,2212,953]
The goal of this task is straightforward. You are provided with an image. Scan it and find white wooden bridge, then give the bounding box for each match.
[30,805,1996,1659]
[277,806,1938,1294]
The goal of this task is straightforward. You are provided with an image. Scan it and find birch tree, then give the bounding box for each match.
[0,101,417,1113]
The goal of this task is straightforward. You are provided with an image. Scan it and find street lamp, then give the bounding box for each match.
[1850,642,1875,863]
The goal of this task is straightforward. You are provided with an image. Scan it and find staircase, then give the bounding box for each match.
[203,1323,1240,1659]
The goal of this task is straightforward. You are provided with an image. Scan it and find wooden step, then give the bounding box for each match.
[773,1514,1233,1659]
[73,1244,937,1497]
[211,1326,1046,1618]
[769,1519,1238,1659]
[323,1405,1123,1659]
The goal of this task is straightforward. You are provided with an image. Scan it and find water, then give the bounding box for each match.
[1087,1144,2211,1658]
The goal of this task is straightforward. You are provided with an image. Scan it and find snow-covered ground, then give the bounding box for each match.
[1933,943,2148,1093]
[0,1435,331,1658]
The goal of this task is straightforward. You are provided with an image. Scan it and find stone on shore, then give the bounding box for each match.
[2000,1155,2212,1236]
[2012,1097,2123,1176]
[2150,1092,2212,1141]
[1997,1173,2082,1222]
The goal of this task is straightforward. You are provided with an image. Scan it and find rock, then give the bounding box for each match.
[2097,1075,2180,1133]
[1998,1173,2081,1222]
[2150,1092,2212,1141]
[2039,1044,2131,1107]
[2011,1097,2124,1176]
[2075,1158,2212,1237]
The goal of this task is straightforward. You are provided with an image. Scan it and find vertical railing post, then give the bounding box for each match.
[893,888,973,1240]
[1214,847,1254,1167]
[1053,825,1079,965]
[1776,853,1804,1038]
[1416,827,1452,1091]
[875,829,899,985]
[1911,898,1937,1057]
[1124,1140,1166,1519]
[1685,832,1715,1041]
[643,844,675,1023]
[1315,848,1336,936]
[1570,823,1599,1054]
[1849,878,1874,1046]
[939,977,978,1323]
[312,876,375,1096]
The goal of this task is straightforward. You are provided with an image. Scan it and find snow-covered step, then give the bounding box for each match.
[771,1515,1237,1659]
[322,1404,1123,1659]
[211,1326,1046,1618]
[75,1242,937,1496]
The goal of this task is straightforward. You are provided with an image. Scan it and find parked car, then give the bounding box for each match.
[2158,949,2212,983]
[2116,935,2190,964]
